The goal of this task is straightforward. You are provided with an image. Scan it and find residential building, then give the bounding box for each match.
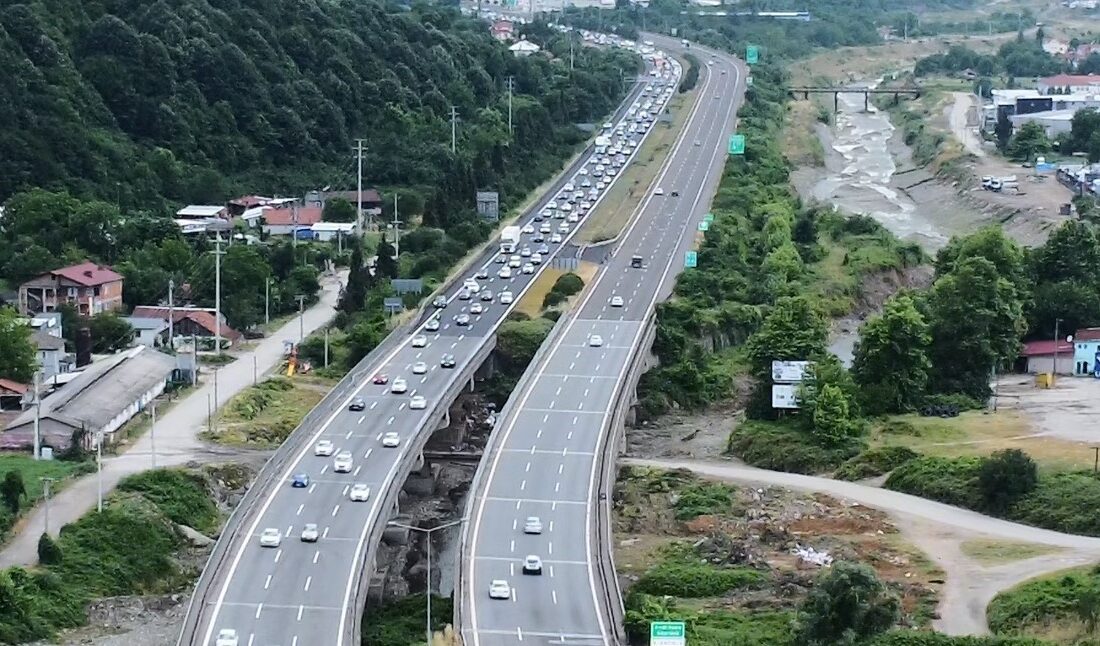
[124,316,171,347]
[261,205,323,237]
[0,379,26,411]
[176,205,228,220]
[19,262,124,316]
[312,222,356,242]
[311,189,384,216]
[1072,328,1100,375]
[510,39,541,57]
[490,20,515,42]
[174,218,210,235]
[130,306,243,346]
[1020,339,1075,375]
[1,346,176,451]
[32,328,70,379]
[1037,73,1100,95]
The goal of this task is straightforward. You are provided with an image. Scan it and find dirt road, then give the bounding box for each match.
[948,92,986,158]
[624,457,1100,635]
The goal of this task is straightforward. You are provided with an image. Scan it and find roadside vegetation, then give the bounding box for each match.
[0,467,220,643]
[987,564,1100,644]
[361,594,456,646]
[0,455,94,545]
[203,375,333,447]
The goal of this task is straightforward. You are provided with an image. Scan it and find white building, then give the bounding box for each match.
[1037,74,1100,95]
[1009,109,1080,137]
[176,205,227,219]
[509,39,540,58]
[311,222,356,242]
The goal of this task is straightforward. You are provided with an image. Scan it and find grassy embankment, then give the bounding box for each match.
[0,455,94,545]
[987,564,1100,645]
[201,375,334,447]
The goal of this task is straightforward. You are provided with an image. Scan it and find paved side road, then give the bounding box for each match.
[0,272,346,569]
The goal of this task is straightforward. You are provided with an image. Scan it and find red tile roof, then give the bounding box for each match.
[229,195,270,208]
[1021,339,1075,356]
[0,379,27,395]
[131,306,243,341]
[491,20,514,33]
[1040,73,1100,86]
[321,189,383,205]
[262,205,322,226]
[50,262,123,287]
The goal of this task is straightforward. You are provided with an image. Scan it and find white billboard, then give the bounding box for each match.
[772,360,811,383]
[772,384,801,409]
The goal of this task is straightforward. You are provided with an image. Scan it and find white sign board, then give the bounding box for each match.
[772,384,801,409]
[772,360,811,383]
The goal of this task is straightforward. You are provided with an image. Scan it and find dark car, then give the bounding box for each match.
[532,234,544,243]
[670,190,680,197]
[441,354,457,369]
[433,296,448,309]
[349,397,366,411]
[291,473,310,488]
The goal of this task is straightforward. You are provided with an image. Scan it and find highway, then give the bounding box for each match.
[183,35,679,646]
[460,37,745,646]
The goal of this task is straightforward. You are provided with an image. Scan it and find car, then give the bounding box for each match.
[455,313,471,326]
[531,253,543,265]
[522,555,543,575]
[440,354,456,368]
[495,253,507,264]
[412,335,427,348]
[532,233,544,243]
[481,290,494,302]
[410,395,427,410]
[654,187,664,195]
[463,278,481,293]
[558,223,569,233]
[470,302,483,315]
[475,268,489,280]
[216,629,239,646]
[694,140,701,146]
[488,580,512,599]
[432,295,448,309]
[291,473,309,488]
[349,397,366,411]
[670,190,680,197]
[412,361,428,374]
[522,224,535,234]
[500,291,514,305]
[300,523,319,542]
[373,373,389,385]
[520,247,532,258]
[714,93,720,99]
[539,223,551,234]
[533,213,543,223]
[509,256,522,268]
[550,234,562,244]
[333,451,353,473]
[721,69,727,75]
[382,432,401,448]
[391,378,408,394]
[458,288,471,301]
[522,263,535,274]
[524,516,543,534]
[498,267,513,279]
[589,334,604,347]
[631,255,644,268]
[314,440,335,456]
[349,484,371,502]
[538,244,550,254]
[425,318,440,332]
[567,214,579,223]
[259,528,282,548]
[610,295,624,307]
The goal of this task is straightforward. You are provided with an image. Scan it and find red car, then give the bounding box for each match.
[372,374,389,385]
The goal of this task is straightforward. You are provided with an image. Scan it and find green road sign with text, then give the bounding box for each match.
[685,251,697,268]
[698,220,709,232]
[746,45,759,64]
[651,621,687,646]
[704,213,714,223]
[728,134,745,155]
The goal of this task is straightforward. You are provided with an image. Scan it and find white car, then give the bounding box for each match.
[412,335,427,348]
[550,234,562,244]
[488,580,512,599]
[314,440,335,456]
[382,432,401,448]
[610,296,624,307]
[540,223,552,234]
[333,451,353,473]
[654,187,664,195]
[522,224,535,234]
[498,267,513,279]
[567,214,579,223]
[259,528,281,548]
[500,291,514,305]
[349,484,371,501]
[531,253,543,265]
[425,318,440,332]
[520,247,532,257]
[410,395,427,410]
[524,516,543,534]
[522,555,543,575]
[300,523,319,542]
[412,361,428,375]
[391,378,408,394]
[470,302,484,315]
[509,255,522,268]
[216,629,239,646]
[463,278,481,293]
[589,334,604,347]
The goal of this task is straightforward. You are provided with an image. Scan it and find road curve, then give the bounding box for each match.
[459,37,747,646]
[181,40,673,646]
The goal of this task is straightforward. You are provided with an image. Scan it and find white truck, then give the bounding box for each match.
[500,225,521,253]
[983,175,1017,191]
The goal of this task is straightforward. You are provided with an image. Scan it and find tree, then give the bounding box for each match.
[978,448,1038,513]
[994,112,1014,151]
[0,471,26,515]
[746,295,828,374]
[496,318,554,372]
[1076,584,1100,636]
[1030,220,1100,286]
[809,384,857,447]
[339,243,373,315]
[852,294,932,415]
[87,311,134,353]
[936,226,1026,287]
[322,197,356,223]
[37,532,62,565]
[1006,121,1052,161]
[374,232,398,280]
[795,561,900,646]
[0,308,36,383]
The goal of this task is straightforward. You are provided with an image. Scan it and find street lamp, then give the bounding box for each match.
[387,517,467,645]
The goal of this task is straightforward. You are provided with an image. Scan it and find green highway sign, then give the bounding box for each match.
[746,45,759,64]
[698,220,709,232]
[728,134,745,156]
[685,251,697,268]
[703,213,715,223]
[651,621,687,646]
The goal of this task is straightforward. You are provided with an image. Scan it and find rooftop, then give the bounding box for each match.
[130,306,242,341]
[46,262,123,287]
[1021,339,1075,356]
[177,205,227,218]
[263,205,323,227]
[320,189,383,205]
[1040,73,1100,86]
[31,328,65,351]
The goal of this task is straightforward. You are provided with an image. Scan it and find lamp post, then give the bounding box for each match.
[387,518,467,645]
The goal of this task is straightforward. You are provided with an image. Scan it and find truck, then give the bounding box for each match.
[500,225,521,253]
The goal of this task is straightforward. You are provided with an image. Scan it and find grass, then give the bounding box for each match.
[960,539,1061,566]
[202,376,332,447]
[783,100,826,167]
[987,563,1100,644]
[868,412,1096,472]
[515,266,564,318]
[0,454,94,544]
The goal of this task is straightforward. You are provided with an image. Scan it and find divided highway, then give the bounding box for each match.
[181,35,678,646]
[459,37,746,645]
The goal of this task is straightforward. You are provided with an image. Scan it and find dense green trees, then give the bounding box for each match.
[852,295,931,415]
[795,562,900,646]
[0,308,36,383]
[914,36,1065,78]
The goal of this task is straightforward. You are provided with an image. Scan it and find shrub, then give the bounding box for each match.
[1010,472,1100,536]
[634,562,766,597]
[884,456,984,509]
[542,290,566,308]
[37,532,62,565]
[728,421,862,474]
[674,483,734,520]
[551,272,584,297]
[834,447,920,481]
[623,592,795,646]
[118,469,218,533]
[867,632,1049,645]
[986,565,1100,635]
[921,392,984,412]
[978,449,1038,514]
[795,562,899,645]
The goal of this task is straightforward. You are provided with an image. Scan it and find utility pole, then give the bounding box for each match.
[450,106,458,154]
[391,195,402,260]
[356,138,366,232]
[324,328,330,368]
[291,203,299,252]
[253,356,258,384]
[167,279,175,349]
[95,433,103,513]
[296,295,306,342]
[31,371,41,460]
[150,402,157,468]
[507,76,515,135]
[264,277,271,326]
[211,235,225,356]
[1053,318,1063,384]
[569,35,575,71]
[40,477,55,534]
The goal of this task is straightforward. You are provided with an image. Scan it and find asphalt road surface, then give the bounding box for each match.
[462,41,746,646]
[187,44,676,646]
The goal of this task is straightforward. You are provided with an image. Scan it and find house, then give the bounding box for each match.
[510,39,541,58]
[123,316,171,348]
[174,218,209,235]
[32,328,71,379]
[490,20,515,42]
[227,195,271,216]
[1070,43,1100,69]
[1020,339,1075,375]
[1037,73,1100,95]
[313,189,384,215]
[130,306,243,346]
[261,205,323,237]
[311,222,356,242]
[0,380,26,412]
[1,346,176,451]
[19,262,124,316]
[176,205,228,220]
[1072,328,1100,376]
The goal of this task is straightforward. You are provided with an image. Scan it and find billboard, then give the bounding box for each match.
[476,191,499,221]
[772,384,801,409]
[772,360,811,383]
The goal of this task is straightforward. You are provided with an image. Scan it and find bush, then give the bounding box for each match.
[37,532,62,565]
[728,421,862,474]
[634,562,766,598]
[542,290,566,308]
[795,562,899,645]
[623,592,795,646]
[867,632,1049,645]
[921,392,984,412]
[986,564,1100,635]
[360,594,453,645]
[118,469,219,533]
[674,483,734,520]
[978,449,1038,514]
[1010,472,1100,536]
[884,456,984,510]
[551,272,584,297]
[834,447,920,481]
